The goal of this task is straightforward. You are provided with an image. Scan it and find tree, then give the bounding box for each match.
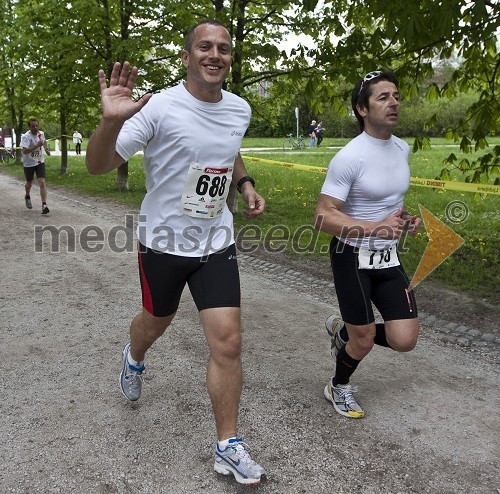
[23,0,97,174]
[308,0,500,183]
[0,0,43,160]
[1,0,497,185]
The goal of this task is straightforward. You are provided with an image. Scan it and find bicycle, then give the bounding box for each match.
[283,133,306,150]
[0,146,16,164]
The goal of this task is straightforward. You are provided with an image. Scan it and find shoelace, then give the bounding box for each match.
[337,385,359,407]
[125,369,144,388]
[231,442,257,466]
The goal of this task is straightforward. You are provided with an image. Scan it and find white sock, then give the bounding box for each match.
[218,437,238,450]
[127,352,144,369]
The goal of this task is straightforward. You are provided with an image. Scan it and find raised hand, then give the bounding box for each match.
[99,61,152,122]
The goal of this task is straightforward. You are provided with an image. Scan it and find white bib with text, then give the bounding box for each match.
[31,149,43,161]
[181,162,233,219]
[357,244,400,270]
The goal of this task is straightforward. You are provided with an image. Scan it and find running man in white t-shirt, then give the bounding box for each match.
[314,71,422,419]
[86,20,266,485]
[21,118,51,214]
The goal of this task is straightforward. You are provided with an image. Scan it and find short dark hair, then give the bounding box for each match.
[28,118,39,126]
[351,71,398,131]
[184,19,231,53]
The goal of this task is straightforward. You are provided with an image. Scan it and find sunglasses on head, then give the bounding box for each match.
[358,71,383,95]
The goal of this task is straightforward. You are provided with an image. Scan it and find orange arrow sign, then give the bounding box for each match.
[409,205,464,289]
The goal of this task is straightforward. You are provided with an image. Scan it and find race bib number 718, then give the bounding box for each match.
[357,244,400,270]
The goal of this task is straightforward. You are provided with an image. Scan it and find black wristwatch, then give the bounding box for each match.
[236,175,255,193]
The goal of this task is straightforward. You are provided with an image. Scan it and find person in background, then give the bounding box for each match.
[314,70,421,419]
[316,121,325,147]
[72,130,83,155]
[85,19,266,486]
[308,119,317,147]
[21,118,51,214]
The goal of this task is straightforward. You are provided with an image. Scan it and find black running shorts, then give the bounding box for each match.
[24,163,46,181]
[330,237,418,325]
[138,242,241,317]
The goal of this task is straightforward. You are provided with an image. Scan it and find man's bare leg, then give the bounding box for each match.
[200,307,242,440]
[129,309,175,362]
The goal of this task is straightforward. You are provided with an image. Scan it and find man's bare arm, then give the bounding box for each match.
[86,61,152,175]
[314,193,406,240]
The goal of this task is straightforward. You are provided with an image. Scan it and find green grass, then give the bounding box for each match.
[2,137,499,303]
[237,137,500,302]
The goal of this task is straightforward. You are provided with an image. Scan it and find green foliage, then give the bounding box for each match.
[398,92,478,137]
[306,0,500,184]
[0,0,498,185]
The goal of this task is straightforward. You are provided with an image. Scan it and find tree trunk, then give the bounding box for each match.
[15,109,23,163]
[60,110,68,175]
[116,162,129,190]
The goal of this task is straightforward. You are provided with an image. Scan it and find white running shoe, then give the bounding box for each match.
[325,315,348,360]
[324,378,364,419]
[214,437,266,485]
[119,343,144,401]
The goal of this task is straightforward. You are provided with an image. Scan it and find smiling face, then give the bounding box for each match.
[181,23,232,103]
[356,80,400,140]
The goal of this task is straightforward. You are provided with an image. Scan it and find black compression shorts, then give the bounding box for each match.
[330,237,418,325]
[24,163,46,181]
[138,242,240,317]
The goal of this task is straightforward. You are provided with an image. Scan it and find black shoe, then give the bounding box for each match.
[42,205,50,215]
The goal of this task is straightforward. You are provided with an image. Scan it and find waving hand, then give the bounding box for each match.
[99,61,152,123]
[86,61,152,174]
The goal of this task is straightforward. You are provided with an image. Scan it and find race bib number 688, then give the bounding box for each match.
[181,162,233,219]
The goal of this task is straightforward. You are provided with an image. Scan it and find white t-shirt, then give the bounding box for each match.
[21,130,47,167]
[321,131,410,250]
[73,132,82,144]
[116,82,251,257]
